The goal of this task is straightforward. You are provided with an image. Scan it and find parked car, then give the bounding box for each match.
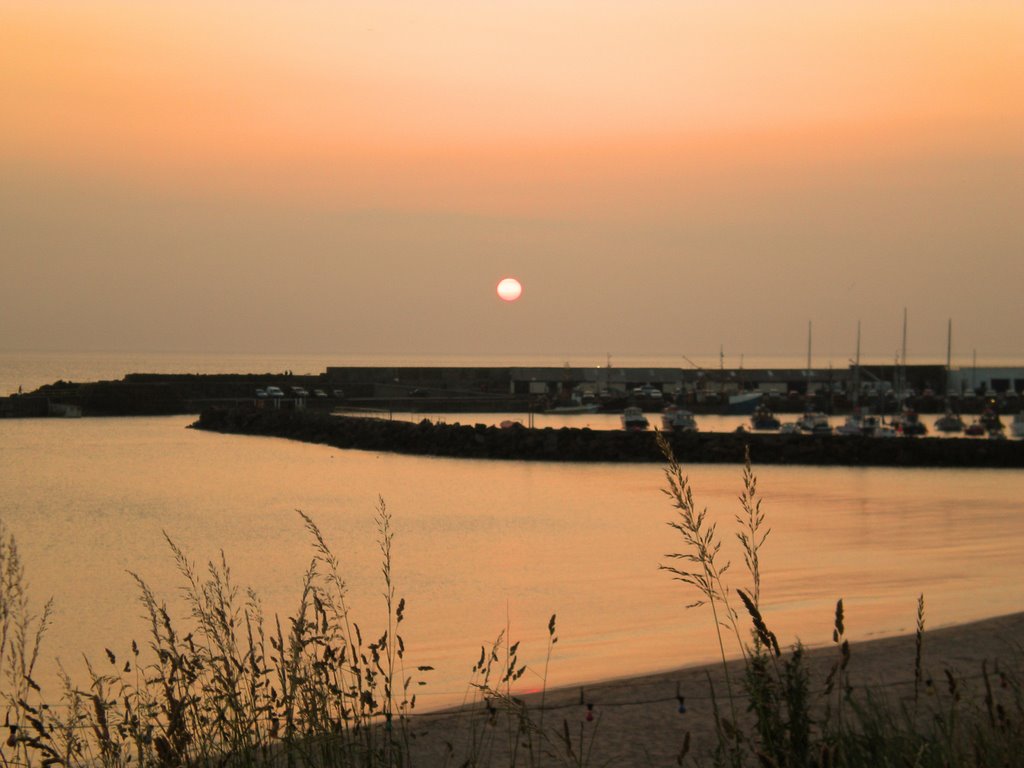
[255,389,268,398]
[266,386,284,397]
[291,387,309,397]
[332,389,345,398]
[313,389,328,398]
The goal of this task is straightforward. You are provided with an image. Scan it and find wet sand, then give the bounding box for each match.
[404,612,1024,766]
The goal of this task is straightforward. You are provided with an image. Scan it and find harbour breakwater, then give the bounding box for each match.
[192,407,1024,468]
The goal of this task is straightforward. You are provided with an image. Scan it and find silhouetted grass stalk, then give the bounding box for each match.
[0,507,436,768]
[0,520,53,768]
[656,431,744,762]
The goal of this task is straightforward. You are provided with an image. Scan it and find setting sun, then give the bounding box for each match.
[496,277,522,302]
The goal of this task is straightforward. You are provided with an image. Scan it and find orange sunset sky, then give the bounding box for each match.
[2,1,1022,363]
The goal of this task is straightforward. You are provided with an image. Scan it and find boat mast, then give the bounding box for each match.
[900,307,908,402]
[945,319,952,398]
[807,320,812,373]
[853,320,861,410]
[805,320,814,402]
[719,344,724,399]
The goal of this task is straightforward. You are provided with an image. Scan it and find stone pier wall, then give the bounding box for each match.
[192,407,1024,468]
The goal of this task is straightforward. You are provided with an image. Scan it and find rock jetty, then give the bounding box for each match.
[192,407,1024,468]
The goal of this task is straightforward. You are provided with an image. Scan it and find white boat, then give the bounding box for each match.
[837,409,895,437]
[809,413,832,435]
[633,384,663,401]
[621,406,650,431]
[661,405,697,433]
[797,411,832,434]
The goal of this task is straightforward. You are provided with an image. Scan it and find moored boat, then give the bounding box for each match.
[621,406,650,431]
[727,392,763,414]
[661,405,698,433]
[860,414,897,437]
[796,411,831,434]
[750,403,780,430]
[807,413,833,435]
[836,413,865,436]
[836,411,895,437]
[966,408,1005,437]
[934,411,965,434]
[795,411,815,431]
[892,407,927,436]
[980,407,1004,432]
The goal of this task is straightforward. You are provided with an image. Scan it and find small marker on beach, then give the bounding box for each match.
[676,682,687,714]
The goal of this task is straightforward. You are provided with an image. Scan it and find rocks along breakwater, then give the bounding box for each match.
[192,407,1024,468]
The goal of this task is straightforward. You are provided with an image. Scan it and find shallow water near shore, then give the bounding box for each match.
[2,414,1023,710]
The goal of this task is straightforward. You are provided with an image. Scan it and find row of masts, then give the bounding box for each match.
[852,312,963,410]
[743,313,971,410]
[689,313,980,396]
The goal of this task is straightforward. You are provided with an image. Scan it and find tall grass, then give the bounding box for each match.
[0,509,581,768]
[1,505,431,768]
[0,520,53,768]
[656,434,1024,767]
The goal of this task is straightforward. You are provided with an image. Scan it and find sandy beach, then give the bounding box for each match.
[403,611,1024,766]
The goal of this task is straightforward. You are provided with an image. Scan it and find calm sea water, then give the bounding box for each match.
[2,413,1023,710]
[2,352,1023,710]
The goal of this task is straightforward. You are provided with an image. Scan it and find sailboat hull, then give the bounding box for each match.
[727,392,763,414]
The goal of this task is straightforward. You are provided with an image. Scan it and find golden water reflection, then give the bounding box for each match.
[1,416,1022,709]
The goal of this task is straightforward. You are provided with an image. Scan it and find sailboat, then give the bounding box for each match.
[837,321,871,435]
[834,320,901,438]
[889,309,927,436]
[934,319,965,434]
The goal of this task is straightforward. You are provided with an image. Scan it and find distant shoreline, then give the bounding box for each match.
[4,366,1023,419]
